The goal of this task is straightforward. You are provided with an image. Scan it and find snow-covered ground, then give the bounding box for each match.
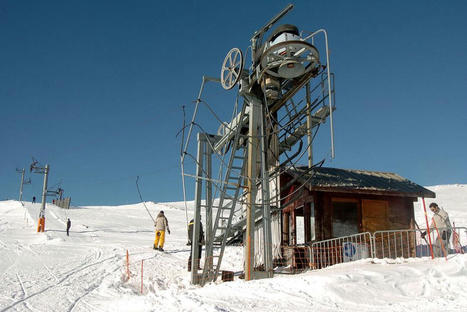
[0,185,466,312]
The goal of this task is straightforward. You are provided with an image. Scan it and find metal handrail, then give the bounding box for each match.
[373,227,466,259]
[306,227,466,270]
[310,232,372,269]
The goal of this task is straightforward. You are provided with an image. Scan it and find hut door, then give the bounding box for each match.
[362,199,389,233]
[331,199,359,237]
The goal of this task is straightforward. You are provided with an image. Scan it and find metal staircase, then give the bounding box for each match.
[200,102,248,285]
[278,73,335,155]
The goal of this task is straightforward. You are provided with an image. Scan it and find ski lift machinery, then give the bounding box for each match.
[181,4,336,285]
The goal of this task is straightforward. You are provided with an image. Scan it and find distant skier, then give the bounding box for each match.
[153,211,170,251]
[66,218,71,236]
[421,202,452,257]
[187,219,204,271]
[32,196,36,203]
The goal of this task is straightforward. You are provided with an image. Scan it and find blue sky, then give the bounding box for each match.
[1,1,466,205]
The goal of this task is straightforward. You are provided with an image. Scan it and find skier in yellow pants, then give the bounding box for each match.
[154,211,170,251]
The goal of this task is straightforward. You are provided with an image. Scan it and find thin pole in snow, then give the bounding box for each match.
[126,250,130,281]
[422,198,434,259]
[141,259,144,294]
[431,218,448,261]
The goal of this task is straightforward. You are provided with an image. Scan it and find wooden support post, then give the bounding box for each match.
[283,212,289,245]
[304,202,311,244]
[291,209,296,245]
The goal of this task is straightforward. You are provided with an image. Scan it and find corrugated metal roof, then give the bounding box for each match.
[287,167,436,198]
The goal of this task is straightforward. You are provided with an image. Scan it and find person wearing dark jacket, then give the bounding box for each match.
[187,219,204,271]
[66,218,71,236]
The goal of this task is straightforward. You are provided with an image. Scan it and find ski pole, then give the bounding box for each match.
[414,220,431,257]
[414,220,430,246]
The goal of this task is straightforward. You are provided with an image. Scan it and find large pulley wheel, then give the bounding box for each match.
[221,48,244,90]
[260,40,319,79]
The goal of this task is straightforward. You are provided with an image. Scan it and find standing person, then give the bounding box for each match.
[187,219,204,272]
[32,196,36,203]
[66,218,71,236]
[153,211,170,251]
[422,202,452,257]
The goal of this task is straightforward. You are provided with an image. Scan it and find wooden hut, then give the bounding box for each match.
[280,167,436,245]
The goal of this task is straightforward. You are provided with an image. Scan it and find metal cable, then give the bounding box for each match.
[135,176,155,224]
[178,104,189,225]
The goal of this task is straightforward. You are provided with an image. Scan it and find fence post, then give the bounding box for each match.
[452,223,464,254]
[306,245,313,269]
[369,232,375,258]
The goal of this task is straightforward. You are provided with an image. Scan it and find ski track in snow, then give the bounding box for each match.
[3,251,120,311]
[0,185,467,311]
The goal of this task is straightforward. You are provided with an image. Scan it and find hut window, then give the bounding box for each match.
[332,201,359,237]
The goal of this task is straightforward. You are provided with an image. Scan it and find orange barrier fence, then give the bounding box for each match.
[123,251,156,294]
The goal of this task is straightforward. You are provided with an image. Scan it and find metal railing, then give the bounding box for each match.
[310,232,373,269]
[373,229,416,259]
[192,227,467,279]
[303,227,467,271]
[373,227,467,259]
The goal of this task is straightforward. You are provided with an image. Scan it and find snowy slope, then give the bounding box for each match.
[0,185,466,312]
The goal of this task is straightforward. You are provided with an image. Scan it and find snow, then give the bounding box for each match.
[1,185,466,311]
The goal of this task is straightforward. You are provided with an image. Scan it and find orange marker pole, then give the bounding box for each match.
[431,218,448,261]
[422,198,434,259]
[141,260,144,294]
[37,217,45,232]
[126,250,130,281]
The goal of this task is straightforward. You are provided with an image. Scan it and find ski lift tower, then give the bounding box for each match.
[16,168,31,202]
[30,159,50,232]
[182,4,336,285]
